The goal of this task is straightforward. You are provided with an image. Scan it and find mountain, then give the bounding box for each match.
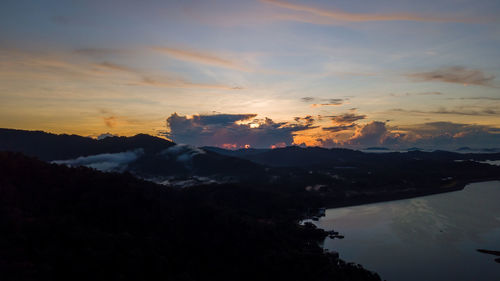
[2,128,500,201]
[0,128,265,182]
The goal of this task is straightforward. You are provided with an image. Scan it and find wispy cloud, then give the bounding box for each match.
[94,61,136,73]
[136,76,242,90]
[0,49,241,91]
[154,47,250,71]
[389,91,443,97]
[389,107,500,116]
[450,97,500,101]
[261,0,475,23]
[74,48,125,57]
[407,66,496,87]
[301,97,345,107]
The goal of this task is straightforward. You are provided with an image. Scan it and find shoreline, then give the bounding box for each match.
[321,178,500,211]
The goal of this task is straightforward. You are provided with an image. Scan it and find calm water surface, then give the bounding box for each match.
[310,181,500,281]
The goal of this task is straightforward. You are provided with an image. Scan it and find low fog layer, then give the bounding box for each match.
[52,149,144,172]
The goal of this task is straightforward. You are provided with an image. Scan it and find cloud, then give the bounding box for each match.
[136,76,242,90]
[407,66,496,87]
[160,144,206,168]
[52,149,144,172]
[347,121,396,146]
[417,92,443,96]
[451,97,500,101]
[103,116,118,128]
[322,124,356,132]
[94,61,135,73]
[301,97,345,107]
[74,48,124,57]
[163,113,315,148]
[92,61,242,90]
[394,122,500,148]
[389,107,500,116]
[260,0,473,23]
[390,92,443,97]
[154,47,249,71]
[97,132,118,140]
[0,49,240,91]
[294,115,315,125]
[330,113,366,124]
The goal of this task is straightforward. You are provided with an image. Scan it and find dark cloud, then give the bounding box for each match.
[407,66,496,87]
[450,97,500,101]
[164,113,315,148]
[301,97,344,106]
[390,107,500,116]
[417,92,443,96]
[322,124,356,132]
[189,114,256,125]
[330,113,366,124]
[294,115,315,125]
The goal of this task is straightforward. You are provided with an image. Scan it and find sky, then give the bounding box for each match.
[1,0,500,149]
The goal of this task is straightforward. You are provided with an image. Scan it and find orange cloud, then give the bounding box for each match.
[103,116,118,128]
[136,76,242,90]
[222,143,237,149]
[261,0,476,23]
[154,47,250,71]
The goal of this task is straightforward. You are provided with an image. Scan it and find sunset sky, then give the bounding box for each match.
[1,0,499,149]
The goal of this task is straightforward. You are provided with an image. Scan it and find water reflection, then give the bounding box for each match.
[391,185,500,245]
[314,181,500,281]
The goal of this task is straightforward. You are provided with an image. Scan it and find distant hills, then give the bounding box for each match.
[204,145,500,168]
[2,128,500,196]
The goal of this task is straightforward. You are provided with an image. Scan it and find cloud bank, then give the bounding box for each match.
[319,121,500,149]
[162,111,500,150]
[164,113,315,148]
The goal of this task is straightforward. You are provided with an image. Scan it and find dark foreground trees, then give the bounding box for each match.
[0,152,380,281]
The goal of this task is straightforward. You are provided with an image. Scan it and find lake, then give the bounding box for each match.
[308,181,500,281]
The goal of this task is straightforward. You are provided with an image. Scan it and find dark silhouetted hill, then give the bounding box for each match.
[0,128,175,161]
[0,152,381,281]
[0,129,266,180]
[204,146,500,168]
